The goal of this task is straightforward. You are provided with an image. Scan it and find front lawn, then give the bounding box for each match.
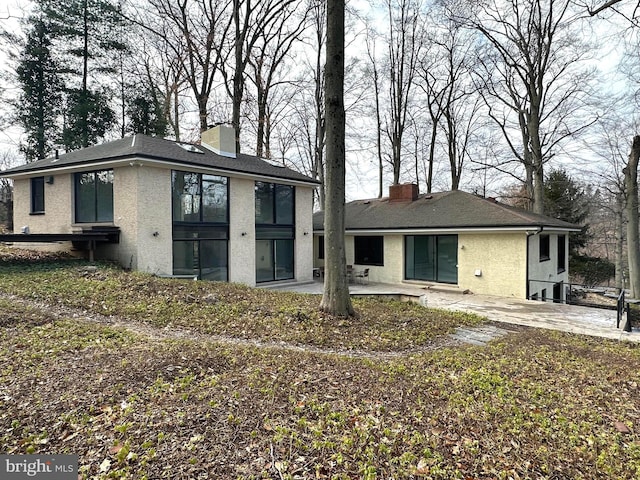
[1,249,639,479]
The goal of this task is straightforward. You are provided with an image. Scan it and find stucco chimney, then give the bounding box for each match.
[200,125,236,158]
[389,183,419,202]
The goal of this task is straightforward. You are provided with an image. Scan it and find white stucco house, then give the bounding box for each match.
[1,125,319,287]
[313,184,582,301]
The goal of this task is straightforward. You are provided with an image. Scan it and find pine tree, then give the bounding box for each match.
[543,168,590,255]
[37,0,126,149]
[16,18,63,162]
[127,91,168,137]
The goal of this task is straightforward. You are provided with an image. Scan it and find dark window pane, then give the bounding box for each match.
[354,236,384,266]
[318,235,324,260]
[75,172,95,222]
[275,239,294,280]
[405,235,457,284]
[275,185,294,224]
[173,241,198,276]
[172,224,229,240]
[96,170,114,222]
[255,225,294,240]
[172,171,201,222]
[256,239,274,282]
[31,177,45,213]
[406,235,436,281]
[436,235,458,283]
[202,175,228,223]
[74,170,113,223]
[200,240,228,281]
[557,235,566,272]
[256,239,294,282]
[539,235,550,261]
[255,182,274,223]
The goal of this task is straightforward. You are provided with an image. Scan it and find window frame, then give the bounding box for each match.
[255,181,296,283]
[30,176,45,214]
[171,170,230,281]
[74,169,114,223]
[557,234,566,273]
[539,234,550,262]
[354,235,384,266]
[404,234,458,284]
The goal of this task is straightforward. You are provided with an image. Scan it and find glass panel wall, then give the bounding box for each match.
[255,181,295,282]
[405,234,457,284]
[171,171,229,281]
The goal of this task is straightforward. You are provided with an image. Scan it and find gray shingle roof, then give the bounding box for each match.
[2,134,318,184]
[313,190,581,231]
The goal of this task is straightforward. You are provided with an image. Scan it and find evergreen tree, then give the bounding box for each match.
[16,18,63,162]
[62,88,115,150]
[127,91,168,137]
[543,168,590,255]
[37,0,127,149]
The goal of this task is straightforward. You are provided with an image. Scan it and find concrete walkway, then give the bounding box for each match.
[269,280,640,343]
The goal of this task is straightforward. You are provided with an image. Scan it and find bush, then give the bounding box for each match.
[570,254,615,287]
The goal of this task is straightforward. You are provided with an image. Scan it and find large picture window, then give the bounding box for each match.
[405,235,458,284]
[172,171,228,223]
[172,171,229,281]
[75,170,113,223]
[354,236,384,266]
[255,182,295,282]
[31,177,45,214]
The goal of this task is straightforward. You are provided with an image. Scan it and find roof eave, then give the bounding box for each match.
[2,154,320,187]
[313,225,582,234]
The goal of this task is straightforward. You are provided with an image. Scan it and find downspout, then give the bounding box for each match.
[526,225,544,299]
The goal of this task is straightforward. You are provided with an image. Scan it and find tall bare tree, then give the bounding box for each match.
[418,16,482,190]
[625,136,640,297]
[286,0,326,208]
[384,0,424,185]
[222,0,300,152]
[247,1,308,158]
[458,0,598,213]
[126,0,232,133]
[321,0,354,316]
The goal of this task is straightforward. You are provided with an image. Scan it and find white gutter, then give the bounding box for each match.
[316,225,581,234]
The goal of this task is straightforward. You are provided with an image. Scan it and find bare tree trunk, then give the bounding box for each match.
[625,135,640,298]
[615,191,625,291]
[320,0,354,316]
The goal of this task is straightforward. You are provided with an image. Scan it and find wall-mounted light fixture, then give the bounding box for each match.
[241,232,247,236]
[152,231,159,237]
[303,232,309,236]
[45,176,54,184]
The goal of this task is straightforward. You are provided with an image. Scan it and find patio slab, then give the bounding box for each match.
[268,280,640,343]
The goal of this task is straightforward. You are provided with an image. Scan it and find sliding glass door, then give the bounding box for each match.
[405,235,458,284]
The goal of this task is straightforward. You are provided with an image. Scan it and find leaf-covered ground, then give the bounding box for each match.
[1,248,640,479]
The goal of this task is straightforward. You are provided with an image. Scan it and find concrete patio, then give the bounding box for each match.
[269,280,640,343]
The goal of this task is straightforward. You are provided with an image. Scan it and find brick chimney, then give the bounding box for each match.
[389,183,419,202]
[200,125,236,158]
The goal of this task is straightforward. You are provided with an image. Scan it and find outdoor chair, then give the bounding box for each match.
[354,268,369,284]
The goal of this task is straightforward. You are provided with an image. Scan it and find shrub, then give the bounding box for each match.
[570,254,615,287]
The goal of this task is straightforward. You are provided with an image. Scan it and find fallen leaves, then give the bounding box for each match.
[1,254,640,478]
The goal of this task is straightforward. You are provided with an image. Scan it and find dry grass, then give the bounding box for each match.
[1,248,640,479]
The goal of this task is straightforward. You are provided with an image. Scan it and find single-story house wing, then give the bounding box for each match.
[313,184,581,301]
[2,125,319,287]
